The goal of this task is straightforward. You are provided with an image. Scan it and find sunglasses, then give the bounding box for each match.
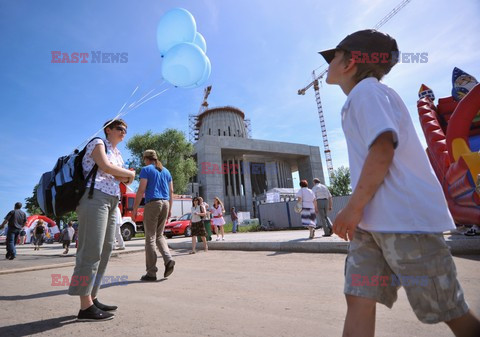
[115,126,127,134]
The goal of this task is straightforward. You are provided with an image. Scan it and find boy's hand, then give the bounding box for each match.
[333,207,363,241]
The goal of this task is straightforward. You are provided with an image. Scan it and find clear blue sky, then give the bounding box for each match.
[1,0,479,218]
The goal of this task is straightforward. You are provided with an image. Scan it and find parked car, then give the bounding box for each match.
[164,213,217,239]
[0,228,6,245]
[164,213,192,238]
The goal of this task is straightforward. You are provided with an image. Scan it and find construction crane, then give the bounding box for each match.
[188,85,212,142]
[298,0,412,181]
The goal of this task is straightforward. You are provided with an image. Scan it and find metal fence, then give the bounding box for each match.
[257,195,351,229]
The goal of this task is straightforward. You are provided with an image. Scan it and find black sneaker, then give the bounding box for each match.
[164,260,175,278]
[93,298,117,311]
[77,304,114,322]
[8,255,15,260]
[140,274,157,282]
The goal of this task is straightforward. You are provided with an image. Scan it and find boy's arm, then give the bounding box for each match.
[333,131,395,241]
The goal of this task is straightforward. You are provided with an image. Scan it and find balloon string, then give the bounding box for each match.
[76,85,140,150]
[74,81,167,152]
[121,87,169,115]
[126,78,166,109]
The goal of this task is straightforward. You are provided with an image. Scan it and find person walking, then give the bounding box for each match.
[114,206,125,250]
[312,178,333,236]
[198,197,212,241]
[296,180,318,239]
[68,119,135,322]
[18,225,27,245]
[211,197,226,241]
[320,29,480,336]
[0,202,27,260]
[189,197,208,254]
[61,221,75,254]
[33,219,47,251]
[133,149,175,282]
[231,207,239,233]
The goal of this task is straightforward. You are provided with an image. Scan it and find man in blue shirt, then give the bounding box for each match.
[133,150,175,281]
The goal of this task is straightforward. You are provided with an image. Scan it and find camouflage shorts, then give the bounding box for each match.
[344,228,469,323]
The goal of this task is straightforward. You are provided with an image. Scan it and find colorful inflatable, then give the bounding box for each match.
[417,68,480,225]
[25,215,60,243]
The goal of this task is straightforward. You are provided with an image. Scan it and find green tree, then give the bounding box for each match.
[126,129,197,194]
[25,185,43,216]
[329,166,352,196]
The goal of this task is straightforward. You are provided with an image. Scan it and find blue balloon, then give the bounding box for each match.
[182,56,211,89]
[193,32,207,53]
[157,8,197,56]
[161,42,208,88]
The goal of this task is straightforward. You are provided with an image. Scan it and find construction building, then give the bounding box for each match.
[190,105,325,214]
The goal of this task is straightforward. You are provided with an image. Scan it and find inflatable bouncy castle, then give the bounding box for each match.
[417,68,480,226]
[25,215,59,243]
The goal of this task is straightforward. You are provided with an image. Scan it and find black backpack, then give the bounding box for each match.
[36,137,106,217]
[35,225,45,235]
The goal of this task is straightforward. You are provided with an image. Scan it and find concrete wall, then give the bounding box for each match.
[257,195,351,229]
[194,134,326,215]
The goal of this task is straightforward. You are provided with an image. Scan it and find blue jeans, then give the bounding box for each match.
[6,230,19,258]
[232,220,238,233]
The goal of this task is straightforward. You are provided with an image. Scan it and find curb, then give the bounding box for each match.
[167,238,480,255]
[0,262,76,275]
[1,237,478,275]
[167,241,350,254]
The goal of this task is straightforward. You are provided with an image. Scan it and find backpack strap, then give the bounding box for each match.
[86,138,108,199]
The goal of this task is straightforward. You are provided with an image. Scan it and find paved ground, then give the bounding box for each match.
[1,229,478,274]
[0,250,479,337]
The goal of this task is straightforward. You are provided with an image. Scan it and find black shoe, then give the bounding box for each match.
[322,234,332,237]
[164,260,175,278]
[93,298,117,311]
[77,304,114,322]
[140,274,157,282]
[8,255,15,260]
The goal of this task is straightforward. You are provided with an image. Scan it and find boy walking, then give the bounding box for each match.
[320,29,480,337]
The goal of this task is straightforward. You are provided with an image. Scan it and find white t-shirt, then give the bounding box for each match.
[296,188,316,209]
[82,138,124,198]
[312,183,332,199]
[341,77,455,233]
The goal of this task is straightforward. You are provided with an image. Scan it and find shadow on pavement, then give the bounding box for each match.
[0,315,77,337]
[0,289,67,301]
[99,278,167,289]
[287,238,315,242]
[266,251,293,256]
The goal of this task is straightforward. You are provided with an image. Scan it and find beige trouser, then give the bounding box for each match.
[144,200,172,277]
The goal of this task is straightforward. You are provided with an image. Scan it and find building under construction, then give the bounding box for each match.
[190,103,325,214]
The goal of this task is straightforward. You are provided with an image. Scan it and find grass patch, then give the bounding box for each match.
[135,232,145,238]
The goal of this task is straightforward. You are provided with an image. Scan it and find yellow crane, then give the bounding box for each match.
[189,85,212,142]
[298,0,412,180]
